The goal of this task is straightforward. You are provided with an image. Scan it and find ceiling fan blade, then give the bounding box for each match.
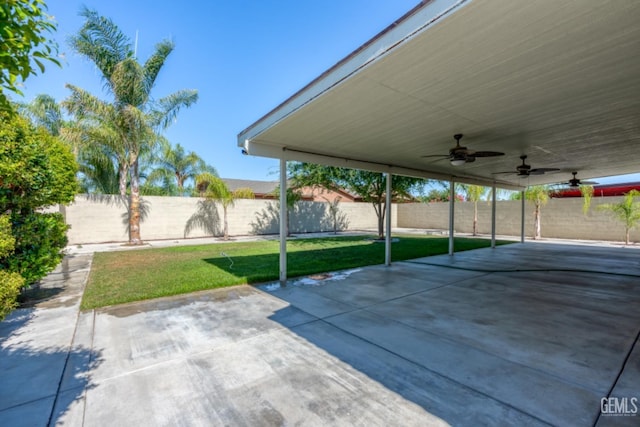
[420,154,449,158]
[580,180,598,185]
[470,151,505,158]
[492,171,516,175]
[465,156,476,163]
[529,168,560,175]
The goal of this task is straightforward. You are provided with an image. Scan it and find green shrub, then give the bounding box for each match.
[0,270,24,320]
[0,215,15,257]
[0,215,25,319]
[2,212,68,285]
[0,112,77,213]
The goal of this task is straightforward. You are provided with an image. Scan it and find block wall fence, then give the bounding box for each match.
[58,194,637,245]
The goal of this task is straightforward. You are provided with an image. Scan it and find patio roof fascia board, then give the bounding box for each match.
[243,140,524,191]
[237,0,470,147]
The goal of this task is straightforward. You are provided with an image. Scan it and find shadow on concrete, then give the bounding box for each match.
[0,309,102,426]
[262,299,464,425]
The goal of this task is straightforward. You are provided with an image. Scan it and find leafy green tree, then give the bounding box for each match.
[525,185,550,240]
[418,187,451,203]
[598,190,640,245]
[65,8,198,243]
[0,112,77,213]
[289,163,423,239]
[147,142,215,195]
[196,173,254,240]
[0,0,60,111]
[461,184,487,236]
[0,215,24,320]
[0,111,77,317]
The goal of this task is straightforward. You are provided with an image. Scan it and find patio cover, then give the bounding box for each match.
[238,0,640,188]
[237,0,640,282]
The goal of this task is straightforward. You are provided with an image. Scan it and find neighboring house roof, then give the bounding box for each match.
[551,182,640,198]
[220,178,363,202]
[222,178,278,195]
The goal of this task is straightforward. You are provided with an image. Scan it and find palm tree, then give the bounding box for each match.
[580,185,594,215]
[19,94,64,136]
[525,185,550,240]
[598,190,640,245]
[196,173,254,240]
[65,7,198,244]
[147,142,216,195]
[461,184,486,236]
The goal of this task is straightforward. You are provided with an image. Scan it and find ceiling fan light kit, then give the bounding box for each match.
[426,135,597,188]
[423,134,505,166]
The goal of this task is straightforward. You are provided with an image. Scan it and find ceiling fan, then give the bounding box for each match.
[422,134,505,166]
[495,155,560,177]
[566,171,598,187]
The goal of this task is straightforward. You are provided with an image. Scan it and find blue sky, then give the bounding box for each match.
[18,0,638,186]
[18,0,419,181]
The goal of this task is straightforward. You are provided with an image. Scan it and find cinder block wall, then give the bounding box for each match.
[64,195,386,244]
[63,194,637,244]
[396,197,640,242]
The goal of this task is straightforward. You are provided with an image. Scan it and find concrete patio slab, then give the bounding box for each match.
[1,241,638,426]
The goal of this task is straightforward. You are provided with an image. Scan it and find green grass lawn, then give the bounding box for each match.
[81,235,511,309]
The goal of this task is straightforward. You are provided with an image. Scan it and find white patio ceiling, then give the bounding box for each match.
[238,0,640,190]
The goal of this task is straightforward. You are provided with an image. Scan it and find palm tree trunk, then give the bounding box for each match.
[473,201,478,236]
[128,156,143,244]
[533,204,541,240]
[118,163,128,197]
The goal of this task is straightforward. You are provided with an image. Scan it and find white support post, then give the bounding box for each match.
[279,158,287,285]
[448,179,455,256]
[491,184,497,248]
[385,172,392,266]
[520,190,526,243]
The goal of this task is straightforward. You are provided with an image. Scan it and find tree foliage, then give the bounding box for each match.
[196,173,254,240]
[0,111,77,318]
[525,185,550,240]
[0,0,60,111]
[580,185,594,216]
[146,141,215,195]
[597,190,640,245]
[0,215,24,320]
[461,184,487,236]
[288,163,424,238]
[0,111,77,212]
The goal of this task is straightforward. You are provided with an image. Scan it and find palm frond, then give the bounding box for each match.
[19,94,63,136]
[69,6,133,89]
[151,89,198,129]
[143,40,174,94]
[63,84,116,121]
[111,58,146,107]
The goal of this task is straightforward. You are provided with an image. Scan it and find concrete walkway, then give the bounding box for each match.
[1,240,639,426]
